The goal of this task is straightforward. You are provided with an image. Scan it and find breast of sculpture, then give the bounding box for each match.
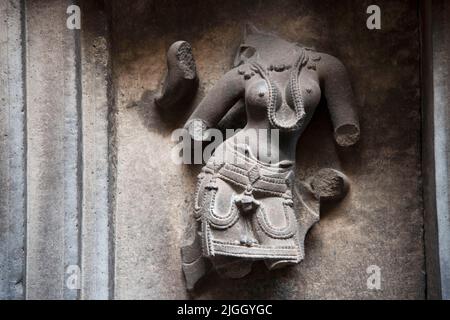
[155,24,360,290]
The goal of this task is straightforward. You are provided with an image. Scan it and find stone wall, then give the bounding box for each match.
[421,0,450,300]
[109,0,424,299]
[0,0,112,300]
[0,0,435,299]
[0,0,26,301]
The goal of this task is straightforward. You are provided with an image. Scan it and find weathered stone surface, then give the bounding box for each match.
[0,0,26,300]
[25,0,80,300]
[422,0,450,300]
[0,0,427,300]
[79,0,113,300]
[110,0,424,299]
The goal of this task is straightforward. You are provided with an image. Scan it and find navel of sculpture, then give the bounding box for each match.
[156,24,360,290]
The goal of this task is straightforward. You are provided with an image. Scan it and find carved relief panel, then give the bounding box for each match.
[156,24,360,290]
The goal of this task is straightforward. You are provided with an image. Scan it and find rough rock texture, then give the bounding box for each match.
[422,0,450,299]
[79,0,113,300]
[2,0,112,300]
[0,0,26,300]
[25,0,80,300]
[110,0,424,299]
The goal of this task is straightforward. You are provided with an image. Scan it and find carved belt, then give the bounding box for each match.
[205,143,294,197]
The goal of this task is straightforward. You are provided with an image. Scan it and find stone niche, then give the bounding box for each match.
[109,0,424,299]
[4,0,446,300]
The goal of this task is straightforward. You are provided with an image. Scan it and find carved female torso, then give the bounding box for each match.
[157,25,360,290]
[234,50,322,162]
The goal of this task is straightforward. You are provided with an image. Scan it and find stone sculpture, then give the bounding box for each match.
[156,24,360,290]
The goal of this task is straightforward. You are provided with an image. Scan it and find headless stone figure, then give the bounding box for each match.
[156,24,360,290]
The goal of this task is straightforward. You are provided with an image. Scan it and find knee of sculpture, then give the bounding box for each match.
[155,24,360,290]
